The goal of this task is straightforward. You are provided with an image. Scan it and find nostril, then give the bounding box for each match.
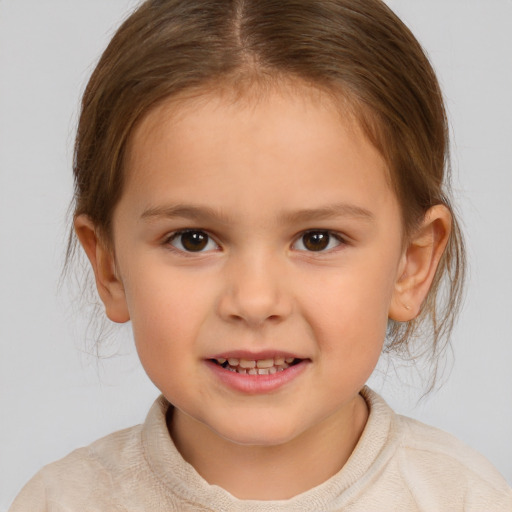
[227,312,283,327]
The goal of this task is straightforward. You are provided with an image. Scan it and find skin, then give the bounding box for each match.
[76,85,451,500]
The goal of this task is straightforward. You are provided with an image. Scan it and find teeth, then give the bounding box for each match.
[239,359,256,369]
[217,356,299,374]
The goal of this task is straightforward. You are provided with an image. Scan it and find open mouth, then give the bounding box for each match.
[210,356,302,375]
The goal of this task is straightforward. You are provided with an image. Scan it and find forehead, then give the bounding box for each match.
[120,84,397,225]
[126,80,378,171]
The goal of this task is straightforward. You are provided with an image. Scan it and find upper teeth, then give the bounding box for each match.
[216,356,296,375]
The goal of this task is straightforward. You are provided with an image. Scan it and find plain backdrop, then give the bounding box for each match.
[1,0,511,508]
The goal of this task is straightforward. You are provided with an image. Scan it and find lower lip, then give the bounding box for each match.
[205,359,309,394]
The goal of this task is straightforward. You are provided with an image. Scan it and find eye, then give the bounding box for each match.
[167,230,219,253]
[293,230,344,252]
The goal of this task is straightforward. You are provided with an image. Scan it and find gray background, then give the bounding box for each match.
[1,0,511,508]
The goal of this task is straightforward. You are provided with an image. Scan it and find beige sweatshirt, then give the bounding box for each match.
[9,388,512,511]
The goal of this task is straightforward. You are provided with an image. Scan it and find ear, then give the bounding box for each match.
[74,215,130,323]
[389,205,451,322]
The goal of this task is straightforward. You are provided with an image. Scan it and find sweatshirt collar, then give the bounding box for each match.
[141,386,398,511]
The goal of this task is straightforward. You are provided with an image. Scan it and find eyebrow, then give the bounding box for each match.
[141,204,232,223]
[280,203,374,223]
[140,202,374,224]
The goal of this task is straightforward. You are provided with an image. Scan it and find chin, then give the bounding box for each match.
[210,414,304,448]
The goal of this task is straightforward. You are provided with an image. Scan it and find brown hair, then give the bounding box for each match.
[69,0,465,385]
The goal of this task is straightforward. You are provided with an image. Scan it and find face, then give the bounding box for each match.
[110,86,406,447]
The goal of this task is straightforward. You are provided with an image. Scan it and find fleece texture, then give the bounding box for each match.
[10,388,512,511]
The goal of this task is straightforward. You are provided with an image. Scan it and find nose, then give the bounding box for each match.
[216,252,292,327]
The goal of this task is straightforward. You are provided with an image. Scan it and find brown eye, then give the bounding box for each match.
[302,231,330,251]
[169,230,217,252]
[293,230,343,252]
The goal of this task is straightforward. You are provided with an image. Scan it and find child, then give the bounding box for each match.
[9,0,512,510]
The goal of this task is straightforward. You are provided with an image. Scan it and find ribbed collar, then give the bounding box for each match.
[141,387,399,511]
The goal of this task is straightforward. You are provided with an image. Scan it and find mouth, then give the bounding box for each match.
[206,353,309,393]
[209,356,303,375]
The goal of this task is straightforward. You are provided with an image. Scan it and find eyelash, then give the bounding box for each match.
[163,229,347,254]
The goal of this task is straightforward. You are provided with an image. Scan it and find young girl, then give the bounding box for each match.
[9,0,512,510]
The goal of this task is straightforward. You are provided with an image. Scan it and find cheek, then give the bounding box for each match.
[127,287,204,399]
[125,265,228,353]
[122,268,210,362]
[297,256,398,383]
[303,267,395,339]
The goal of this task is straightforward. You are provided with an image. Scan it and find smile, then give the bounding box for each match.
[211,356,300,375]
[206,353,309,394]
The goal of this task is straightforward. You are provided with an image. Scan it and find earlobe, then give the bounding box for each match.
[74,215,130,323]
[389,205,451,322]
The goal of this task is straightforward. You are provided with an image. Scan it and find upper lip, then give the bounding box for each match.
[207,350,307,361]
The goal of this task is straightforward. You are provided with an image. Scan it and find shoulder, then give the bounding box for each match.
[393,412,512,509]
[9,424,146,511]
[360,388,511,511]
[9,396,184,511]
[395,413,505,483]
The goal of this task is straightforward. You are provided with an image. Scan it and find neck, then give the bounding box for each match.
[168,394,368,500]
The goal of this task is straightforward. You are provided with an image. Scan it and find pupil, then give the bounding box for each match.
[181,231,208,251]
[303,231,329,251]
